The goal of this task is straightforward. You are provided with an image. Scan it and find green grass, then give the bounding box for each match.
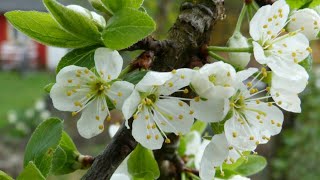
[0,71,54,127]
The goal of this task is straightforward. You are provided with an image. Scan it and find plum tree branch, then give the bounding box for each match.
[82,0,225,179]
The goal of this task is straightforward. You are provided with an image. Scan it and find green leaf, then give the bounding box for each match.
[234,155,267,176]
[43,0,101,42]
[191,120,207,134]
[286,0,312,9]
[123,70,148,85]
[44,83,54,93]
[127,144,160,179]
[17,162,46,180]
[309,0,320,7]
[56,45,100,73]
[51,146,67,174]
[102,8,155,50]
[299,55,313,73]
[215,169,238,179]
[24,118,63,177]
[5,11,96,48]
[102,0,144,13]
[52,131,81,175]
[0,171,13,180]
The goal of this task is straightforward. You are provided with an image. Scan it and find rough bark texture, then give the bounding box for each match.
[82,0,225,179]
[81,120,137,180]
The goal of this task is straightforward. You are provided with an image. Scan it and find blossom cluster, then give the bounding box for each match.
[49,0,319,179]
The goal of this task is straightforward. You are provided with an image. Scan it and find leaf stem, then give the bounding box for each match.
[208,46,253,53]
[208,51,229,63]
[234,4,247,33]
[186,172,200,180]
[252,1,260,11]
[118,65,134,79]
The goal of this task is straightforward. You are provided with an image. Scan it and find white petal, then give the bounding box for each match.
[195,139,210,170]
[50,84,90,112]
[77,97,109,139]
[91,11,106,28]
[272,72,308,93]
[184,131,202,156]
[107,81,134,110]
[270,87,301,113]
[109,124,121,138]
[191,71,234,99]
[268,60,309,82]
[236,68,259,83]
[287,8,320,40]
[67,5,91,18]
[250,0,289,42]
[122,90,141,125]
[190,98,229,123]
[56,65,95,86]
[132,108,164,150]
[225,148,241,165]
[199,62,236,87]
[272,33,310,63]
[229,175,250,180]
[136,71,173,92]
[224,115,258,151]
[250,4,272,41]
[199,134,229,180]
[252,41,271,64]
[245,103,284,136]
[159,68,195,95]
[191,71,215,97]
[94,48,123,81]
[111,154,131,180]
[154,99,194,135]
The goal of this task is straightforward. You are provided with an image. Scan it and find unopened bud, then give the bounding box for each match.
[227,32,251,69]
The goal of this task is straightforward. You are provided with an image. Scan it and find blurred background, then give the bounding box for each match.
[0,0,319,179]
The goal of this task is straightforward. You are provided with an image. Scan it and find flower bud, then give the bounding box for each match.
[227,32,251,69]
[287,8,320,40]
[67,5,106,29]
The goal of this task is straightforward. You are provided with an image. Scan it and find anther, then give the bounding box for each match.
[147,134,151,140]
[178,114,184,120]
[165,138,171,143]
[96,116,100,120]
[194,97,200,102]
[117,92,123,97]
[178,102,184,107]
[232,132,237,138]
[168,82,174,87]
[68,79,73,83]
[98,125,104,130]
[171,69,177,74]
[183,88,189,94]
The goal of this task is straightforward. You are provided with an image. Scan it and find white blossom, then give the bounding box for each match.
[287,8,320,40]
[250,0,311,82]
[122,69,195,150]
[190,62,236,123]
[224,68,284,151]
[50,48,134,139]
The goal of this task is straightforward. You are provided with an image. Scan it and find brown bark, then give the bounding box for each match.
[82,0,225,179]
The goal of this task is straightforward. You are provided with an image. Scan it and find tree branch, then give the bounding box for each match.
[82,0,225,179]
[81,120,137,180]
